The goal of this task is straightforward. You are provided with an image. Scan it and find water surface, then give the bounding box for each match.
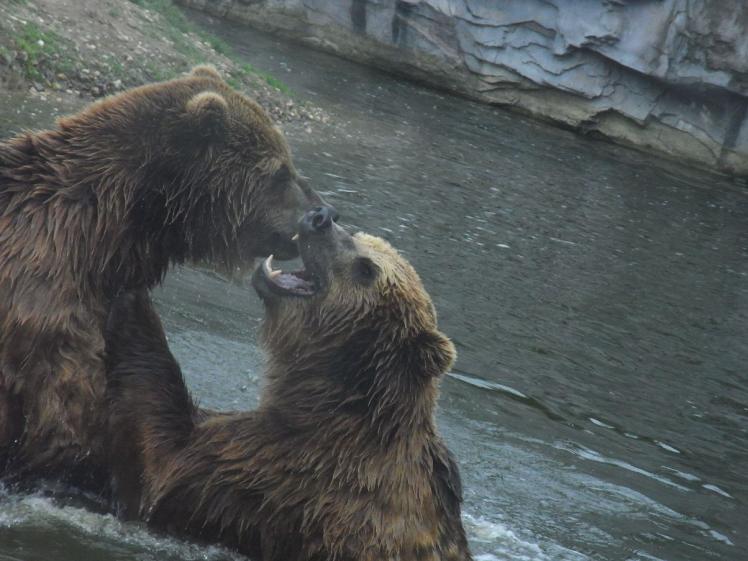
[1,12,747,561]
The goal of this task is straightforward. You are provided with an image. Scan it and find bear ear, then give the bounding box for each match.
[191,64,223,81]
[185,91,228,138]
[409,329,457,378]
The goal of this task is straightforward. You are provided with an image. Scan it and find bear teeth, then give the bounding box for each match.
[263,255,282,279]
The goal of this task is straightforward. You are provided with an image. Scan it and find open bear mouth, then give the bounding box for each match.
[259,255,317,297]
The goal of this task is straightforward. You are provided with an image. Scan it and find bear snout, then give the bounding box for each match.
[299,206,338,235]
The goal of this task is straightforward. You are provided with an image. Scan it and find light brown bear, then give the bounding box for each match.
[0,66,329,486]
[104,207,473,561]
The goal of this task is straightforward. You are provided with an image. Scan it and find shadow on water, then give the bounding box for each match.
[1,9,748,561]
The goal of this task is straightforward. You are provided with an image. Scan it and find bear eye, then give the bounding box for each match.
[352,257,378,285]
[271,165,292,190]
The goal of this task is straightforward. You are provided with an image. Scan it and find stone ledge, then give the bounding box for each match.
[180,0,748,176]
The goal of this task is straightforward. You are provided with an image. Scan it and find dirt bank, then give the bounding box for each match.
[0,0,328,125]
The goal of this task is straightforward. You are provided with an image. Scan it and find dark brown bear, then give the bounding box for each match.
[105,208,473,561]
[0,65,327,486]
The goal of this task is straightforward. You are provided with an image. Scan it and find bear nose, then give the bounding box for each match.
[301,206,338,234]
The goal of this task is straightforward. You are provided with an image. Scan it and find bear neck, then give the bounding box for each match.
[262,339,442,461]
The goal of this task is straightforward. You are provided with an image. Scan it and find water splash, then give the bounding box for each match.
[0,486,244,561]
[463,513,589,561]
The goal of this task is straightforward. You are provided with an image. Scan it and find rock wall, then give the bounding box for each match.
[181,0,748,175]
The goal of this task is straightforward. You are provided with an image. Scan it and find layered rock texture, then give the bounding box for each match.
[181,0,748,174]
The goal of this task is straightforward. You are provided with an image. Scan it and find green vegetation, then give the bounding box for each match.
[130,0,201,63]
[107,58,125,78]
[128,0,292,94]
[204,35,231,56]
[129,0,189,28]
[237,62,292,95]
[11,22,72,82]
[264,73,291,95]
[144,60,179,82]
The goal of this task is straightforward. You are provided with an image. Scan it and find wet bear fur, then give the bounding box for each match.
[105,226,472,561]
[0,65,321,486]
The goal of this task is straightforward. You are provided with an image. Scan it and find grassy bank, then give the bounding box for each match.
[126,0,291,93]
[0,0,323,122]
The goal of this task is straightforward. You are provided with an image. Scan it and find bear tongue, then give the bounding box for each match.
[263,256,314,295]
[275,272,307,290]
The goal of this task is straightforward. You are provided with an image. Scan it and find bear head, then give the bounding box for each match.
[63,65,328,275]
[252,207,456,413]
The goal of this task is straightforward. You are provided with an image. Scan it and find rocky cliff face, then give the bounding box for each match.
[181,0,748,175]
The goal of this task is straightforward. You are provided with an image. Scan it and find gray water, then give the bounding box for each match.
[1,11,747,561]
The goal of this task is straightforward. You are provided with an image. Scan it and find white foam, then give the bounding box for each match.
[0,487,243,560]
[702,483,733,499]
[1,486,589,561]
[463,513,588,561]
[589,417,615,429]
[465,514,545,560]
